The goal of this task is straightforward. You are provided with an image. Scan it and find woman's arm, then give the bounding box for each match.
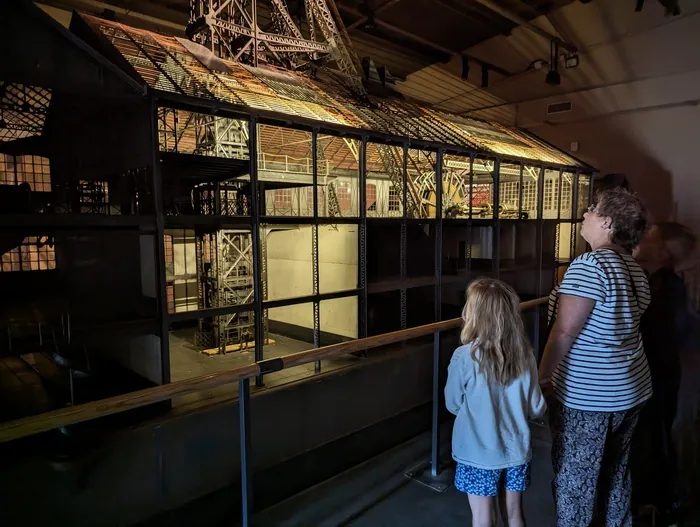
[538,294,596,385]
[529,358,547,420]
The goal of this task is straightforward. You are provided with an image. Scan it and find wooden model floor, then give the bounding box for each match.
[169,329,362,407]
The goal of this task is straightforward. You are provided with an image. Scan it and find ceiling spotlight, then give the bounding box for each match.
[564,53,579,69]
[531,59,545,71]
[546,70,561,86]
[362,13,376,30]
[461,56,470,80]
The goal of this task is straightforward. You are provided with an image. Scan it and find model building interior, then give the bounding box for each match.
[2,1,696,526]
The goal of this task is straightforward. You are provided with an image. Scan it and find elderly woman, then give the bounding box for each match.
[539,188,651,527]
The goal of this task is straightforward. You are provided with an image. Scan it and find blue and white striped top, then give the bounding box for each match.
[551,248,652,412]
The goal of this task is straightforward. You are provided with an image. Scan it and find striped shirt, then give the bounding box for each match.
[550,249,652,412]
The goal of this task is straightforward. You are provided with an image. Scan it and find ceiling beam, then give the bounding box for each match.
[337,4,512,77]
[471,0,578,52]
[346,0,403,31]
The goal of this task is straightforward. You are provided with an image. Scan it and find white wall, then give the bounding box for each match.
[453,1,700,232]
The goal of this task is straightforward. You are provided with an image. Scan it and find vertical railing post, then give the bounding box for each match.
[431,150,444,477]
[533,303,542,363]
[239,378,252,527]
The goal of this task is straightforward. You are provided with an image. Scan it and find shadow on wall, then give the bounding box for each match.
[532,119,673,222]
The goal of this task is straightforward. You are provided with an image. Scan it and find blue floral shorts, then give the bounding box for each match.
[454,461,531,497]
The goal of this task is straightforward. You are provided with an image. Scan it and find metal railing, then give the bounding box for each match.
[258,153,330,176]
[0,296,547,525]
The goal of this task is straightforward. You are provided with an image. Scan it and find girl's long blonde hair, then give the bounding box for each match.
[460,278,531,385]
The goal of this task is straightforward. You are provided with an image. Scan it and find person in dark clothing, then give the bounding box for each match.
[632,222,697,525]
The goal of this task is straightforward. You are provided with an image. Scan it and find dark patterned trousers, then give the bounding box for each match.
[549,400,643,527]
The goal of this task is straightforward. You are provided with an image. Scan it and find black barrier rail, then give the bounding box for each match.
[0,296,548,526]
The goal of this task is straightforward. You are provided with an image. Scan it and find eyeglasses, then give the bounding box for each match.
[587,204,598,213]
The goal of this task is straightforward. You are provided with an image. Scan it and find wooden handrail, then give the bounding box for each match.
[0,296,548,443]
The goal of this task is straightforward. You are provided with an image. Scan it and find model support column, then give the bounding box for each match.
[248,117,265,386]
[431,149,444,477]
[358,136,368,339]
[400,143,408,330]
[150,97,171,385]
[312,128,321,373]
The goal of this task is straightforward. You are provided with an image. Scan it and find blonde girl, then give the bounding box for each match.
[445,278,546,527]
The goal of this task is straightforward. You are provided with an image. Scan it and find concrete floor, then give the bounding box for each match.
[254,423,556,527]
[169,328,362,406]
[255,420,700,527]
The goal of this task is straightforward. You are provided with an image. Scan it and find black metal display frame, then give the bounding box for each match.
[148,93,594,521]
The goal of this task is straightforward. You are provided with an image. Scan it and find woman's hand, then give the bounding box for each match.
[538,375,553,399]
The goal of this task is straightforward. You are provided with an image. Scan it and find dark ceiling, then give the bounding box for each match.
[40,0,575,78]
[337,0,574,70]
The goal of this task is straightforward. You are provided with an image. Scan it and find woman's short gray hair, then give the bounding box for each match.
[595,188,648,251]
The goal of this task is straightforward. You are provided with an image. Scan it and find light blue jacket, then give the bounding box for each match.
[445,343,546,469]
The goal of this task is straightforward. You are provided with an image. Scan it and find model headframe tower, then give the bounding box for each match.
[187,0,365,96]
[186,0,443,222]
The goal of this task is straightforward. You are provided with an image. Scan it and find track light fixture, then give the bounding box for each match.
[564,52,579,69]
[461,56,470,80]
[546,40,561,86]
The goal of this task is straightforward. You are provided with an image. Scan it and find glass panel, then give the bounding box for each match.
[500,268,539,298]
[556,222,573,263]
[265,303,320,387]
[406,148,437,219]
[471,156,495,219]
[441,278,469,320]
[406,286,436,328]
[195,229,255,311]
[158,108,251,217]
[560,172,575,220]
[541,221,558,267]
[442,222,469,280]
[498,162,524,219]
[320,297,360,372]
[169,310,256,383]
[469,225,494,274]
[522,165,540,219]
[367,290,401,336]
[0,235,56,273]
[366,142,404,218]
[442,153,471,219]
[499,222,537,271]
[320,297,358,345]
[164,229,198,314]
[1,154,52,192]
[263,224,313,300]
[319,225,358,294]
[543,169,561,219]
[318,134,360,218]
[158,108,249,160]
[407,223,435,278]
[259,125,314,217]
[366,222,400,283]
[169,312,256,406]
[576,174,592,219]
[573,222,587,257]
